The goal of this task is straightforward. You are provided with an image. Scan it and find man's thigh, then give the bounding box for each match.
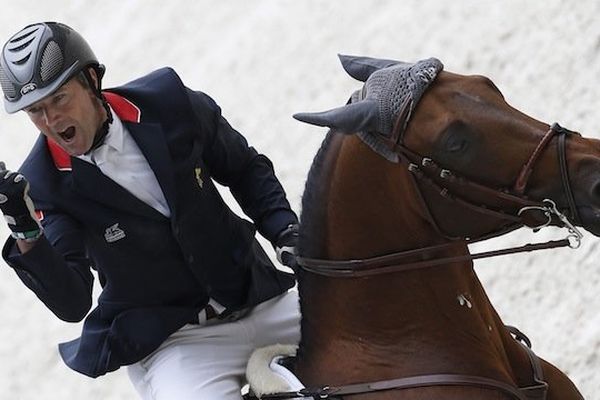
[128,322,250,400]
[245,289,301,348]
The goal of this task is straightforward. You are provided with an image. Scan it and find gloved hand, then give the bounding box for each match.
[274,223,299,269]
[0,162,42,241]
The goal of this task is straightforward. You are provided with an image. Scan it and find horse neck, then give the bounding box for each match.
[326,134,448,256]
[296,134,515,385]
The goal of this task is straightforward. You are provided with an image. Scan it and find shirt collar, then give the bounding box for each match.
[77,107,125,164]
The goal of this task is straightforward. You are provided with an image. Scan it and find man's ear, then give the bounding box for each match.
[87,67,100,92]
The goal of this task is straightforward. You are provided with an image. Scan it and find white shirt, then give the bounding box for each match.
[78,108,171,217]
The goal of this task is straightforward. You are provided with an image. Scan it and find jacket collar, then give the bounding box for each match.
[46,92,141,171]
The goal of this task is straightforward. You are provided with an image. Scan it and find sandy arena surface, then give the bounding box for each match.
[0,1,598,398]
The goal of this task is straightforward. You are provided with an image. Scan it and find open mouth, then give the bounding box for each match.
[58,127,76,142]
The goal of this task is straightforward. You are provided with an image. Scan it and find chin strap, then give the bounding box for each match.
[84,99,113,155]
[81,68,113,155]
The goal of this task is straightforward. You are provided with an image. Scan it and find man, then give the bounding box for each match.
[0,22,300,399]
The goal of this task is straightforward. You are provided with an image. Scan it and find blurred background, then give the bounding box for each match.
[0,1,598,398]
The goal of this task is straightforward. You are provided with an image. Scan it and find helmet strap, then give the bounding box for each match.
[81,68,113,155]
[81,67,103,97]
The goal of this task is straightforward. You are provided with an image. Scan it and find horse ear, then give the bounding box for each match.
[293,100,379,134]
[338,54,403,82]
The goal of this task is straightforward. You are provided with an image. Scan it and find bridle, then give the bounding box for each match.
[279,120,584,400]
[297,121,584,278]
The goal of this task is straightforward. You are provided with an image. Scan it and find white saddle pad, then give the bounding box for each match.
[246,344,304,399]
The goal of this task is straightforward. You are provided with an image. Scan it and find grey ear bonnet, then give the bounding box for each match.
[294,55,443,162]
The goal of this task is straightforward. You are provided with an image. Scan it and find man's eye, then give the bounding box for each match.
[27,107,41,114]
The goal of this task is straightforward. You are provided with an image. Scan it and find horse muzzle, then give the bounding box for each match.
[577,206,600,237]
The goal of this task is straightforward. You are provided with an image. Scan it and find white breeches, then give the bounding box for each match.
[127,290,301,400]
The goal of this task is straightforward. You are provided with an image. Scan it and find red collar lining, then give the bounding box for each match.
[47,92,141,171]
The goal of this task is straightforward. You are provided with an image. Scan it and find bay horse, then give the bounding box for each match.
[288,56,594,399]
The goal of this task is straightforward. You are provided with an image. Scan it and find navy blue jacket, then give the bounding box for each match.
[1,68,297,377]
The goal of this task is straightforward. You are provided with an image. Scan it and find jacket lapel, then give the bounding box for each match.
[104,91,178,220]
[125,121,178,220]
[71,157,165,220]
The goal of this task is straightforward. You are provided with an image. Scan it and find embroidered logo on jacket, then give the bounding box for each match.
[104,223,126,243]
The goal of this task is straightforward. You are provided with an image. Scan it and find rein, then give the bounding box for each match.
[297,235,571,278]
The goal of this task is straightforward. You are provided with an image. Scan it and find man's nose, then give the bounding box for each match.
[42,106,60,127]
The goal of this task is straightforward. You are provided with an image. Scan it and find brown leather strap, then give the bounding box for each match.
[506,326,549,400]
[556,124,581,224]
[323,373,532,399]
[388,96,412,149]
[514,127,558,194]
[518,346,549,400]
[398,144,540,221]
[257,373,532,400]
[297,239,570,278]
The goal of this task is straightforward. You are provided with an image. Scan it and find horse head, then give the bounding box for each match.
[295,55,600,249]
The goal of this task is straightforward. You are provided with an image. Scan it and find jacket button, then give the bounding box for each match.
[188,255,195,263]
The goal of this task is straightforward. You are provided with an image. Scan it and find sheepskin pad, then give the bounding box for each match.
[246,344,303,399]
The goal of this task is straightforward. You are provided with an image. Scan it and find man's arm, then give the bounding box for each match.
[0,162,94,322]
[186,89,299,243]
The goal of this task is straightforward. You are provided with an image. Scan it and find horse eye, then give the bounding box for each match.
[445,135,469,153]
[435,121,477,164]
[441,123,471,153]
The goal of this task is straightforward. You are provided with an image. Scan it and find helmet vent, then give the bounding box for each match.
[8,28,38,45]
[7,37,35,53]
[40,41,64,82]
[12,54,31,66]
[0,65,17,99]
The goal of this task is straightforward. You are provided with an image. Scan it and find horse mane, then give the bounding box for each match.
[298,130,337,259]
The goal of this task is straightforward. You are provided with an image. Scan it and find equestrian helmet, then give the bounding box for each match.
[0,22,105,113]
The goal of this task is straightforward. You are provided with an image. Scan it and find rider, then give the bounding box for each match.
[0,22,300,399]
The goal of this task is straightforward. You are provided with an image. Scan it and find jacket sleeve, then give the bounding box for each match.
[2,210,94,322]
[186,88,298,242]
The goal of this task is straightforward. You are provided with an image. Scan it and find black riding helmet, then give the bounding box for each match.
[0,22,105,113]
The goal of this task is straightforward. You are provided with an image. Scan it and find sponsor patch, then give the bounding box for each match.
[104,223,126,243]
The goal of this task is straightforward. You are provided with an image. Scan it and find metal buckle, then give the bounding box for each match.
[421,157,434,167]
[518,199,583,248]
[408,163,420,173]
[299,386,331,399]
[439,169,452,179]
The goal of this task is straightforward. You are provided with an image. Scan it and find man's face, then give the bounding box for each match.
[24,75,106,156]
